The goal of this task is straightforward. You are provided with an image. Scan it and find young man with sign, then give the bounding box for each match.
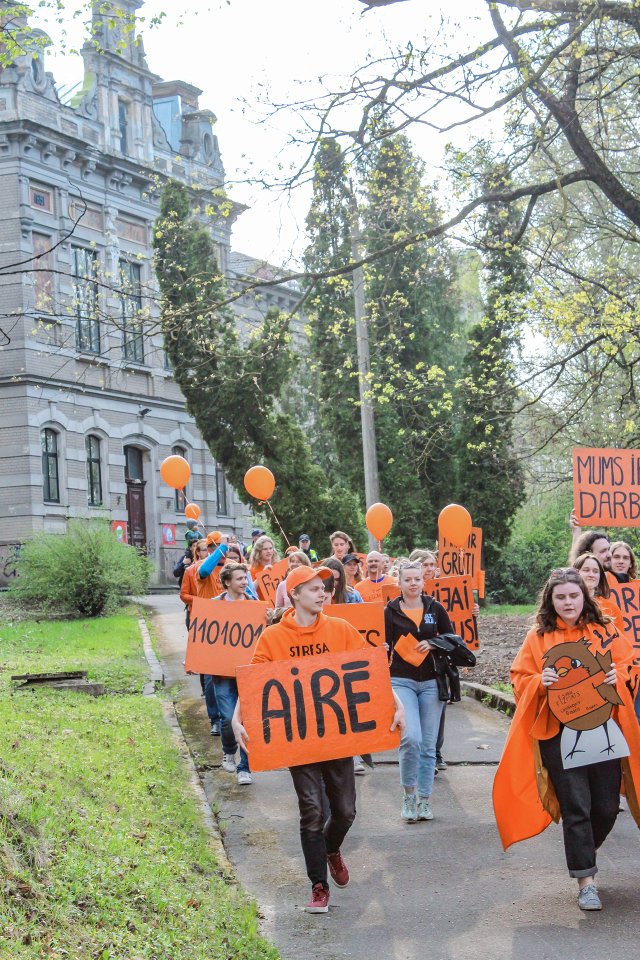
[233,565,404,914]
[207,562,260,785]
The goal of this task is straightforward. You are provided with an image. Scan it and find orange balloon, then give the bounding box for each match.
[438,503,472,547]
[185,502,201,520]
[366,502,393,542]
[244,465,276,501]
[160,454,191,490]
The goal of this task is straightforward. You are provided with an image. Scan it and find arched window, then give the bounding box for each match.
[172,445,188,511]
[41,428,60,503]
[86,435,103,506]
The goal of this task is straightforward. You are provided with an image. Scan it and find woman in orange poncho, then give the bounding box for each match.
[493,567,640,911]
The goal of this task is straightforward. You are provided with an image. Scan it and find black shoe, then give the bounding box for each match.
[210,722,220,736]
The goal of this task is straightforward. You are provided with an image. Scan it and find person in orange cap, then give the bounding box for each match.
[233,564,405,915]
[493,567,640,911]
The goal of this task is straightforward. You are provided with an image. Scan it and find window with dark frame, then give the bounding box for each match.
[172,445,187,511]
[86,435,103,506]
[215,463,228,515]
[124,446,144,482]
[72,246,100,353]
[41,428,60,503]
[118,100,128,154]
[120,260,144,363]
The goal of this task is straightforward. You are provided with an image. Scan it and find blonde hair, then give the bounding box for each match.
[610,541,638,579]
[287,550,311,567]
[252,535,279,567]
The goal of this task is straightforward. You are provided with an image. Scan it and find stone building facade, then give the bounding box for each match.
[0,2,303,586]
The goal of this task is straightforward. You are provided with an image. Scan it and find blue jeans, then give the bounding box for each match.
[391,677,445,798]
[203,674,220,725]
[212,676,249,774]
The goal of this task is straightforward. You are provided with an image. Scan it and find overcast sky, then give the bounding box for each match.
[42,0,487,268]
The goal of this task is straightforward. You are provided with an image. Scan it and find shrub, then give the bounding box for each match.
[8,521,153,617]
[488,492,573,604]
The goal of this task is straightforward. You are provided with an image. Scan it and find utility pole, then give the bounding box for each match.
[349,185,380,549]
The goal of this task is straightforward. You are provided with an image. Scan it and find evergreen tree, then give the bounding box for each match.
[454,163,527,567]
[153,180,361,546]
[361,134,463,549]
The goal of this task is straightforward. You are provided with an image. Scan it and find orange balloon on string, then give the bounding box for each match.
[244,465,276,501]
[438,503,472,547]
[185,503,201,520]
[160,454,191,490]
[366,503,393,542]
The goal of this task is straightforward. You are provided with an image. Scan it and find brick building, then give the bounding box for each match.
[0,2,303,585]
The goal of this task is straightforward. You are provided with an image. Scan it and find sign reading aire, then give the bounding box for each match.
[573,447,640,526]
[236,646,400,771]
[185,597,268,676]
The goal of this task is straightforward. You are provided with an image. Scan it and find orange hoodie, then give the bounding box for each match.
[250,608,365,664]
[493,617,640,852]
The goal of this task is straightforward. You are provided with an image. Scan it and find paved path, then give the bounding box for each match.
[143,594,640,960]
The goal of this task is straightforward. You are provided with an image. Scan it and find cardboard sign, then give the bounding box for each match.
[323,602,386,647]
[424,575,479,650]
[358,578,397,603]
[548,669,607,726]
[236,647,400,771]
[439,527,484,591]
[608,580,640,650]
[573,447,640,526]
[185,597,269,676]
[254,558,290,607]
[394,633,428,668]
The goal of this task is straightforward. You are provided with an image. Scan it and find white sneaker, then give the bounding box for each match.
[237,770,253,785]
[353,756,366,775]
[222,753,236,773]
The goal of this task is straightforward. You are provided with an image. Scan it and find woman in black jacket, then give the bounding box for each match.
[384,560,453,824]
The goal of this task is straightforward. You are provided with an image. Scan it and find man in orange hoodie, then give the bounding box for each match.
[233,564,404,914]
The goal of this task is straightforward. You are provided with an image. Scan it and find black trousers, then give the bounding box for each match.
[540,732,621,878]
[289,757,357,887]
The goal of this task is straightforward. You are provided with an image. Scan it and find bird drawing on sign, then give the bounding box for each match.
[544,640,623,761]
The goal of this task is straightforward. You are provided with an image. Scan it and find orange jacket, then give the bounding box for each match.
[180,563,198,609]
[493,618,640,851]
[250,608,365,664]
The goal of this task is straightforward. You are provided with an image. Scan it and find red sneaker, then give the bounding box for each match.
[327,850,350,888]
[305,883,330,913]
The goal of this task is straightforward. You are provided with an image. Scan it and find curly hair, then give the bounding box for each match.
[220,561,249,589]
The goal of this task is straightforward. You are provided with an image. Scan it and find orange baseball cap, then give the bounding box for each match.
[286,565,333,595]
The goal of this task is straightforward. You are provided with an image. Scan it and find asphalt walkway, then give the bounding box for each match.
[143,594,640,960]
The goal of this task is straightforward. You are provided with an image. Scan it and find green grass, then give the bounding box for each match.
[0,612,279,960]
[479,603,536,616]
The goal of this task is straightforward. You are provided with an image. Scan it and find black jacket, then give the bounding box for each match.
[173,550,192,586]
[384,594,453,683]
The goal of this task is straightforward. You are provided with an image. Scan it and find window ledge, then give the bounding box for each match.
[122,361,151,373]
[77,352,109,366]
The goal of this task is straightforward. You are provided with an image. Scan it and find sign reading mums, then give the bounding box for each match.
[573,447,640,526]
[236,647,400,771]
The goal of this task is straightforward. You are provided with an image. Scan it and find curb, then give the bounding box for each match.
[136,616,234,877]
[462,680,515,718]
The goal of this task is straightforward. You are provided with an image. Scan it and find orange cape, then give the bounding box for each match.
[493,617,640,851]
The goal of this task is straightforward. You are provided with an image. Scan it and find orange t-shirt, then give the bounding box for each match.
[401,606,423,629]
[358,576,397,603]
[250,609,365,663]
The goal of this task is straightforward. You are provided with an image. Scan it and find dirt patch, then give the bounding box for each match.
[472,614,535,688]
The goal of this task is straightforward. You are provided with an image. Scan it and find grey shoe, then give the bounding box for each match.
[578,884,602,911]
[221,753,237,773]
[401,794,418,822]
[417,798,434,821]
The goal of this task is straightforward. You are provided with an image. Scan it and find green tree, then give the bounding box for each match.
[153,180,361,547]
[454,163,527,567]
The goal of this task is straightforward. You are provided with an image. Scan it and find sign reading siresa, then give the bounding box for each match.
[185,598,269,676]
[236,647,400,771]
[573,447,640,526]
[424,575,479,650]
[323,601,386,647]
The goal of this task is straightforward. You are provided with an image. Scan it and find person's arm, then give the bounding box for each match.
[569,510,581,544]
[232,699,250,753]
[180,570,196,607]
[391,690,405,734]
[198,543,228,579]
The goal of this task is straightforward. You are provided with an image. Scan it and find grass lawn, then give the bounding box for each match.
[479,603,536,616]
[0,611,278,960]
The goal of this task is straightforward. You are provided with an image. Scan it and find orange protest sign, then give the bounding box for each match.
[477,569,486,600]
[439,527,484,591]
[358,578,397,603]
[254,558,290,607]
[236,647,400,771]
[424,575,479,650]
[573,447,640,526]
[381,583,401,603]
[393,633,428,668]
[608,580,640,650]
[324,601,386,647]
[185,598,268,676]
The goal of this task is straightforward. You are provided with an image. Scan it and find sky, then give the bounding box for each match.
[40,0,489,268]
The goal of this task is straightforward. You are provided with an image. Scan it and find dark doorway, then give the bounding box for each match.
[124,445,147,550]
